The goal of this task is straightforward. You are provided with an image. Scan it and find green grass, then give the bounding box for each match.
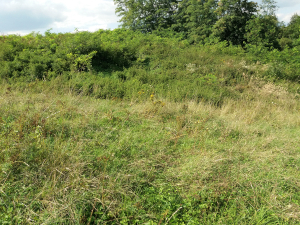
[1,77,300,224]
[1,29,300,224]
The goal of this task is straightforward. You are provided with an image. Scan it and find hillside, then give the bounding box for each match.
[1,29,300,224]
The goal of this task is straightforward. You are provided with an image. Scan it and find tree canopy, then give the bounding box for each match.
[114,0,299,49]
[212,0,258,46]
[114,0,180,32]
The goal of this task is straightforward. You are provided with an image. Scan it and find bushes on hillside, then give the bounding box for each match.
[0,28,299,105]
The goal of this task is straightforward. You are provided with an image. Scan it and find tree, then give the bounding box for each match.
[279,14,300,48]
[245,15,282,49]
[211,0,258,46]
[284,14,300,40]
[114,0,219,43]
[245,0,282,49]
[114,0,180,33]
[172,0,218,43]
[259,0,278,16]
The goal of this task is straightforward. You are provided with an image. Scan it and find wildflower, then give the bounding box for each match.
[150,94,154,101]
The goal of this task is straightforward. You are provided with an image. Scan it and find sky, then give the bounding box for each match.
[1,0,299,35]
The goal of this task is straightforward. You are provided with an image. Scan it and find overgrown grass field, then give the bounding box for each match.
[1,30,300,224]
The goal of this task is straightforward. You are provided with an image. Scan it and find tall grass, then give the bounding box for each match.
[1,76,300,223]
[1,29,300,224]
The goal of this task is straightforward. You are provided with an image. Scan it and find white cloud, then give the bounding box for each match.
[277,0,300,8]
[0,0,66,33]
[53,0,119,30]
[0,0,299,35]
[278,11,300,24]
[0,0,119,35]
[256,0,300,23]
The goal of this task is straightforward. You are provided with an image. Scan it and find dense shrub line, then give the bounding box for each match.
[1,29,299,105]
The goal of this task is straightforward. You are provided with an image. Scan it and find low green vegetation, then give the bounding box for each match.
[1,2,300,222]
[1,28,299,103]
[1,74,300,224]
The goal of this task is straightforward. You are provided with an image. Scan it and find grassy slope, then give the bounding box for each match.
[1,75,300,224]
[1,30,300,224]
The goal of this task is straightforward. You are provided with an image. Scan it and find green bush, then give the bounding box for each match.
[1,28,300,104]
